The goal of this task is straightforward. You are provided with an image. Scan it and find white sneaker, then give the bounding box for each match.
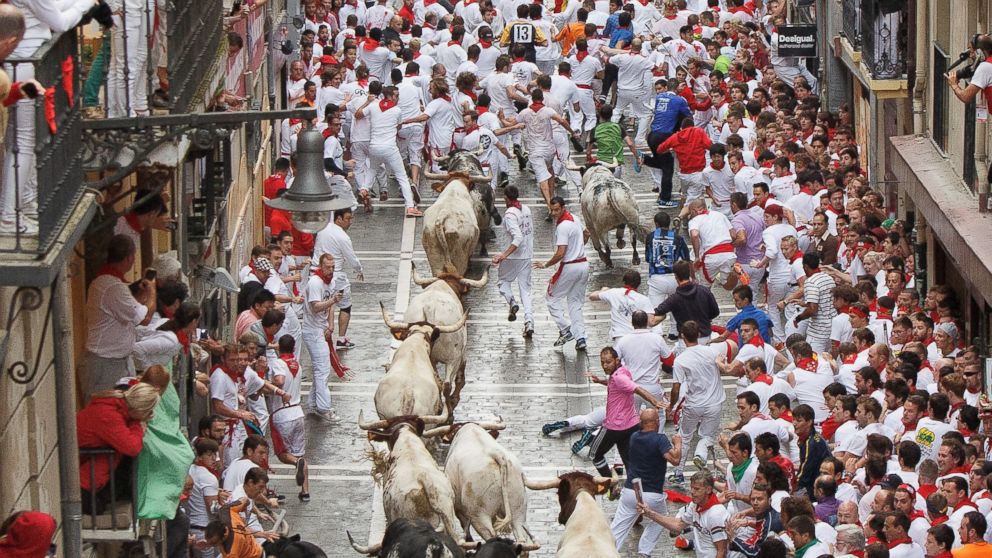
[312,409,340,422]
[0,217,36,236]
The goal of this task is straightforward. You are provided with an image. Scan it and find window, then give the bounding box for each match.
[934,0,950,52]
[932,45,949,152]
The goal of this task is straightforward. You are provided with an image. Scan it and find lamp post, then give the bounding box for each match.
[264,128,351,232]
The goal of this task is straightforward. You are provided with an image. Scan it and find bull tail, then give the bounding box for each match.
[400,386,415,415]
[417,471,460,540]
[493,453,514,534]
[607,187,644,241]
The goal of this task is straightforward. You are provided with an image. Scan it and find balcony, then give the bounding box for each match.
[1,29,94,271]
[833,0,909,97]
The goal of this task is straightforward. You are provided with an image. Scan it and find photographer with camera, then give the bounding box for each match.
[946,34,992,107]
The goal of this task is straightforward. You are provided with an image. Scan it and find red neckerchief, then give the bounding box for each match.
[461,88,477,101]
[464,0,477,5]
[576,50,589,62]
[746,335,764,348]
[780,410,794,423]
[799,186,813,195]
[959,425,975,436]
[379,99,397,111]
[363,38,380,51]
[97,264,127,282]
[886,538,913,549]
[556,210,575,225]
[176,330,190,352]
[850,552,865,558]
[697,209,709,216]
[923,336,934,346]
[866,537,880,546]
[211,364,243,385]
[479,39,492,48]
[954,498,976,511]
[511,57,525,63]
[397,4,415,22]
[438,94,452,102]
[314,268,333,284]
[506,199,522,210]
[357,79,369,88]
[696,492,721,513]
[967,384,982,394]
[530,102,544,112]
[902,417,919,431]
[322,127,335,139]
[623,286,635,296]
[279,353,300,378]
[447,40,461,47]
[476,106,489,114]
[948,464,971,476]
[289,119,303,126]
[753,373,773,385]
[789,250,804,263]
[930,514,949,526]
[907,509,926,521]
[124,211,144,233]
[462,123,479,134]
[820,415,840,439]
[664,13,677,20]
[422,20,435,28]
[797,354,818,372]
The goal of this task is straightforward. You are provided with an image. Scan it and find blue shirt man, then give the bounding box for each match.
[723,286,774,344]
[650,89,692,134]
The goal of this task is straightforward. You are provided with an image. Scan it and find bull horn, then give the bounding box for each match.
[346,531,382,555]
[422,425,453,438]
[524,477,561,490]
[357,409,390,431]
[471,146,485,156]
[603,160,619,169]
[435,155,451,163]
[469,173,492,183]
[475,421,506,431]
[424,171,448,180]
[517,542,542,552]
[411,263,439,287]
[458,267,490,289]
[459,541,481,550]
[434,311,468,333]
[421,404,449,425]
[379,301,409,330]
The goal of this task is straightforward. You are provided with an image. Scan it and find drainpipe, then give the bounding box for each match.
[912,0,927,135]
[977,22,989,213]
[53,272,82,558]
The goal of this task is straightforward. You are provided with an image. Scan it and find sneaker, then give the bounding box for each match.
[312,409,340,422]
[667,472,686,485]
[656,199,679,208]
[544,211,553,222]
[633,151,642,173]
[571,429,594,454]
[508,304,519,322]
[651,186,659,193]
[523,321,535,338]
[553,330,574,347]
[298,492,311,502]
[666,334,679,341]
[380,190,388,202]
[733,262,750,286]
[336,338,356,349]
[405,207,424,218]
[542,420,569,435]
[575,338,587,351]
[692,455,708,471]
[295,458,306,486]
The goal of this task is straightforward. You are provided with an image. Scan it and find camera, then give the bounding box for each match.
[953,51,977,81]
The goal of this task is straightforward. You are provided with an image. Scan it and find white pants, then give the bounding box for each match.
[765,277,790,344]
[634,382,667,432]
[2,55,38,223]
[302,329,333,413]
[680,171,706,201]
[552,129,581,187]
[700,251,737,286]
[370,144,415,207]
[351,140,372,192]
[565,406,606,432]
[738,263,766,287]
[676,403,723,474]
[107,12,149,117]
[613,89,651,145]
[547,261,589,341]
[648,273,678,307]
[398,124,425,167]
[612,488,669,555]
[498,258,534,323]
[575,87,597,132]
[246,393,269,435]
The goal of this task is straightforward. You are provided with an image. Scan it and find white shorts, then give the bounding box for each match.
[331,273,352,309]
[648,273,678,306]
[700,251,736,284]
[531,153,554,182]
[271,417,306,457]
[680,171,705,200]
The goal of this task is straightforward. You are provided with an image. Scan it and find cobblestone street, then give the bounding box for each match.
[271,154,742,557]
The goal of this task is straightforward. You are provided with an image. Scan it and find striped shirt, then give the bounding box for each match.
[803,271,837,349]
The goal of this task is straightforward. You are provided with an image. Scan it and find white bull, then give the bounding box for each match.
[524,472,619,558]
[422,172,490,277]
[376,310,467,420]
[408,265,487,417]
[358,415,462,542]
[572,162,643,268]
[423,422,538,553]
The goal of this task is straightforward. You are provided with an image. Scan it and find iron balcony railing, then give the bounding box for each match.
[861,0,908,79]
[168,0,224,114]
[842,0,861,49]
[2,30,84,254]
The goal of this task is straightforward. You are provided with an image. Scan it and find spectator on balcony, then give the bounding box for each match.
[83,235,157,400]
[133,301,200,371]
[3,0,93,235]
[0,5,26,163]
[106,0,154,118]
[0,511,57,558]
[113,192,174,250]
[78,381,161,514]
[236,257,274,314]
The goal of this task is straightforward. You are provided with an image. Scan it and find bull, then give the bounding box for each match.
[407,264,488,417]
[348,518,464,558]
[524,472,620,558]
[426,151,499,263]
[262,535,327,557]
[377,305,467,420]
[568,161,643,268]
[356,415,462,542]
[422,422,539,554]
[465,538,540,558]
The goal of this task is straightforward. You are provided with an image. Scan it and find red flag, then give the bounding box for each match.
[43,87,56,133]
[62,55,74,107]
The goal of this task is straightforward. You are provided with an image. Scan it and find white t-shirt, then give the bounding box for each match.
[674,344,727,410]
[480,71,516,110]
[397,79,426,120]
[424,97,460,149]
[702,164,736,205]
[502,205,534,259]
[269,356,305,424]
[676,500,729,557]
[223,457,258,492]
[554,217,586,262]
[615,329,672,387]
[837,422,896,457]
[688,210,733,254]
[610,52,653,92]
[830,314,853,345]
[516,105,556,157]
[598,287,655,339]
[187,464,219,527]
[367,101,403,149]
[724,458,758,514]
[904,417,955,464]
[790,362,834,422]
[741,416,791,454]
[763,223,799,277]
[85,274,149,358]
[347,93,372,142]
[566,54,604,86]
[302,274,333,331]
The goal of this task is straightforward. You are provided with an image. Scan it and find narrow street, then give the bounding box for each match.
[270,157,741,556]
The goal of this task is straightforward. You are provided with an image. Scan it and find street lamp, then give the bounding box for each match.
[264,128,351,233]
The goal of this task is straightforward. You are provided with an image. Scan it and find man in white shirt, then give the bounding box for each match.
[313,208,364,349]
[589,270,655,341]
[603,38,654,146]
[502,90,576,211]
[302,254,345,422]
[702,144,737,218]
[435,26,469,88]
[670,321,726,482]
[639,471,729,557]
[83,235,156,401]
[615,310,673,431]
[733,391,792,454]
[394,66,427,189]
[566,39,605,139]
[356,84,421,217]
[269,335,310,500]
[686,199,743,292]
[491,185,535,338]
[750,204,798,344]
[209,346,263,468]
[535,197,589,351]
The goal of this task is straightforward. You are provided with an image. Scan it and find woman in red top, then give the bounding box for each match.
[77,382,160,514]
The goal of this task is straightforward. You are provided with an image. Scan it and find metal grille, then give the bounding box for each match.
[933,45,949,152]
[861,0,908,79]
[842,0,861,49]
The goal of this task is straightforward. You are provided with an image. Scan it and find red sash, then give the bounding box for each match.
[697,242,735,284]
